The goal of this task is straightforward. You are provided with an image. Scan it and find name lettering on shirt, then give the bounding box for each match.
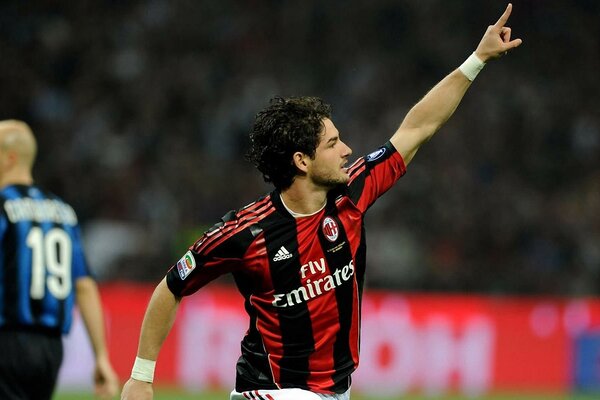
[4,198,77,225]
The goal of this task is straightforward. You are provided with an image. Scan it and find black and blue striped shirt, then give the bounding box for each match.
[0,184,90,334]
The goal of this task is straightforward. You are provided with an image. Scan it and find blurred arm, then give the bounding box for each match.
[390,3,522,165]
[76,276,119,399]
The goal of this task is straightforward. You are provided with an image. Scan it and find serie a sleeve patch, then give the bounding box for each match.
[176,250,196,280]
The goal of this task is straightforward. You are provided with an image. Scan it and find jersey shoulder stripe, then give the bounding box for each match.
[192,195,274,255]
[237,196,272,220]
[347,158,366,181]
[347,162,366,185]
[201,205,274,256]
[193,202,273,256]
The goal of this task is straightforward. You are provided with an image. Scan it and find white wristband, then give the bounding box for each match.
[131,356,156,383]
[458,53,486,81]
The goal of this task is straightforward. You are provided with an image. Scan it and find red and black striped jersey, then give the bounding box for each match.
[166,141,406,394]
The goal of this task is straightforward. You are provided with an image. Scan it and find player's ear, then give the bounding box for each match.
[8,150,19,169]
[0,149,17,170]
[292,151,309,173]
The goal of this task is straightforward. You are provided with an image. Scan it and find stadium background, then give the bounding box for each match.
[0,0,599,398]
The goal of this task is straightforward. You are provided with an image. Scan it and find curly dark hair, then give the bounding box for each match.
[245,96,332,190]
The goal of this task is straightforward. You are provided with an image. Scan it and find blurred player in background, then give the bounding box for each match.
[0,120,119,399]
[122,4,521,400]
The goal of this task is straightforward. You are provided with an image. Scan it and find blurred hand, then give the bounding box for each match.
[475,3,523,62]
[94,356,120,399]
[121,378,154,400]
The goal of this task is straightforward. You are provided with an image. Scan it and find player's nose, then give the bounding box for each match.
[341,140,352,157]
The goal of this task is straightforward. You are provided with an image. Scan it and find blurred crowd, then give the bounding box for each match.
[1,0,598,294]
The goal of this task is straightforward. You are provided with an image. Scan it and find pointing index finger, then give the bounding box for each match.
[494,3,513,28]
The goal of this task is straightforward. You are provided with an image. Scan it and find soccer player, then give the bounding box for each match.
[0,120,119,399]
[122,4,522,400]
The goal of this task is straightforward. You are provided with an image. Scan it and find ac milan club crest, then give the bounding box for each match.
[322,217,339,242]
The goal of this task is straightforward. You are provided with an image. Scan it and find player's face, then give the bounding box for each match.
[307,118,353,188]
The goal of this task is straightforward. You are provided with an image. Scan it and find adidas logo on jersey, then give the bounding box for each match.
[273,246,293,261]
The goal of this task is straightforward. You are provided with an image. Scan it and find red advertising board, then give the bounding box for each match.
[57,283,600,395]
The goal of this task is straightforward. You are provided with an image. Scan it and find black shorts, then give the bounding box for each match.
[0,329,63,400]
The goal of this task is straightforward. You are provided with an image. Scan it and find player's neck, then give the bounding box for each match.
[0,170,34,188]
[280,182,328,215]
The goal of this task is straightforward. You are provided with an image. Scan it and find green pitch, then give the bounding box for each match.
[53,389,600,400]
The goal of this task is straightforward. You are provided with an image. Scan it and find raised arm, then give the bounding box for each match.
[390,3,522,165]
[121,278,182,400]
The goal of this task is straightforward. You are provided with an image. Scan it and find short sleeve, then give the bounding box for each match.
[166,215,256,297]
[346,141,406,213]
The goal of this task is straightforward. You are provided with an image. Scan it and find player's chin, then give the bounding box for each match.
[336,173,350,185]
[320,175,349,189]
